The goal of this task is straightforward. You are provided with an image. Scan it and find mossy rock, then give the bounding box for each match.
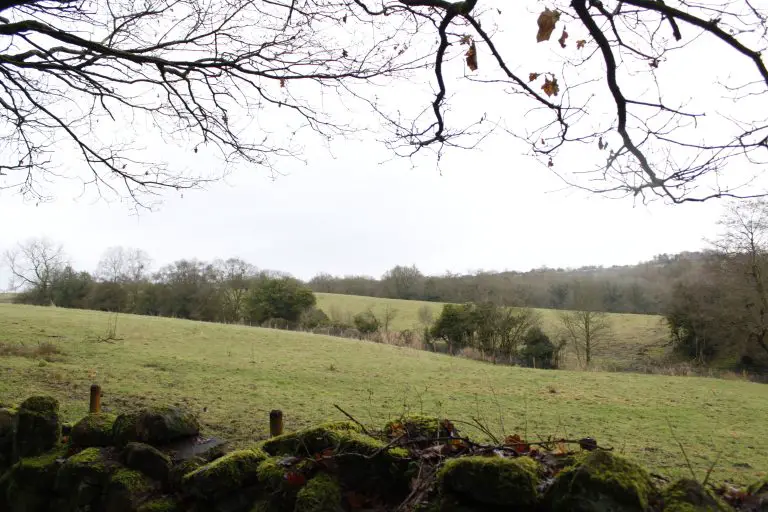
[0,408,16,471]
[14,396,60,458]
[0,446,67,511]
[168,456,205,491]
[261,421,362,456]
[138,496,181,512]
[545,450,655,512]
[267,426,411,498]
[70,413,117,448]
[295,472,343,512]
[103,468,158,512]
[181,448,268,500]
[438,455,539,509]
[123,442,172,482]
[661,479,732,511]
[54,447,117,510]
[6,446,67,491]
[138,496,180,512]
[113,407,200,447]
[384,415,452,441]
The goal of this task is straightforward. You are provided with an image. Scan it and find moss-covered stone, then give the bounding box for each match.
[123,442,172,482]
[19,396,58,414]
[168,456,205,491]
[261,421,362,456]
[438,455,539,509]
[70,413,117,448]
[661,479,732,511]
[113,407,200,447]
[54,446,117,510]
[103,468,157,512]
[384,415,452,440]
[137,496,180,512]
[14,396,60,458]
[8,446,67,490]
[545,450,655,512]
[0,408,16,471]
[181,448,268,500]
[295,472,342,512]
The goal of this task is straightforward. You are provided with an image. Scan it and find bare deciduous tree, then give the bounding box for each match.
[559,309,613,368]
[0,0,763,206]
[96,246,151,282]
[712,199,768,357]
[3,238,66,302]
[215,257,256,323]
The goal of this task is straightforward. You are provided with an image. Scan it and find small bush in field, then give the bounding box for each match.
[353,310,380,334]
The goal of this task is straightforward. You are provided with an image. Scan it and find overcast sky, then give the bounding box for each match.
[0,1,762,288]
[0,131,727,287]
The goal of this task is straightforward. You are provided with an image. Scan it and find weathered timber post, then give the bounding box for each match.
[269,410,283,437]
[89,384,102,413]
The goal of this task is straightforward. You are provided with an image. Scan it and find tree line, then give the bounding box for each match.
[308,255,705,315]
[4,245,320,327]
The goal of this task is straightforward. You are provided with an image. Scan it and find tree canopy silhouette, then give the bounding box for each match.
[0,0,765,205]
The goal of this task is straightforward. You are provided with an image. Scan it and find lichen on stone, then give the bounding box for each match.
[545,450,655,512]
[295,472,342,512]
[439,455,539,509]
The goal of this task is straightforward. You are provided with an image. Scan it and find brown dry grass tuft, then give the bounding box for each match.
[0,340,65,361]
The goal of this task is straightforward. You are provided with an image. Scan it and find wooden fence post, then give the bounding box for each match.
[89,384,102,413]
[269,410,283,437]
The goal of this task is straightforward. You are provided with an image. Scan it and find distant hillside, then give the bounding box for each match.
[308,252,708,316]
[315,292,669,370]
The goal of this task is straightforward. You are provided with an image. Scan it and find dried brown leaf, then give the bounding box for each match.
[558,28,568,48]
[529,72,540,82]
[536,8,560,42]
[466,41,478,71]
[576,39,587,49]
[541,76,559,97]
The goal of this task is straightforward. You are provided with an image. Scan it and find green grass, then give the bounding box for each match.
[315,293,669,368]
[0,304,765,486]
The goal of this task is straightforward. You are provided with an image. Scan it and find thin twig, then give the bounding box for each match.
[702,447,725,487]
[666,418,697,481]
[333,404,372,436]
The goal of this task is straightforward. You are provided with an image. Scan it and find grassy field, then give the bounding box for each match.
[0,304,766,485]
[316,293,669,368]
